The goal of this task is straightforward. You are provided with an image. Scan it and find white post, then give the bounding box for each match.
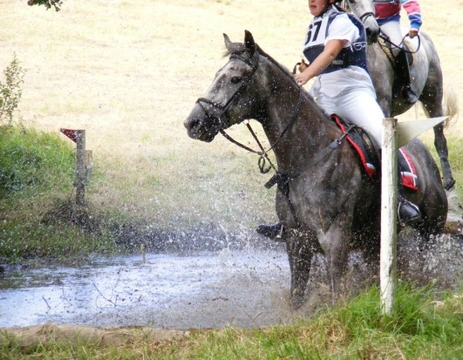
[380,118,398,315]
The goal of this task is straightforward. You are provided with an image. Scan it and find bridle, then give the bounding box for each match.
[195,52,259,134]
[340,0,375,22]
[194,50,303,174]
[341,0,421,53]
[193,44,354,228]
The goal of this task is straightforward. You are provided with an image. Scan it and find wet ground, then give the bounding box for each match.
[1,230,462,331]
[0,247,297,329]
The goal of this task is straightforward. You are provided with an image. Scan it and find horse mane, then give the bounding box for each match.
[253,43,334,123]
[222,42,296,85]
[255,44,296,82]
[223,38,332,123]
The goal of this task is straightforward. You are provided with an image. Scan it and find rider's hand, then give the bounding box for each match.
[408,28,419,38]
[298,59,309,72]
[294,71,310,86]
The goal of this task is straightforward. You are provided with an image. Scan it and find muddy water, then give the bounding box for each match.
[0,248,299,329]
[1,232,462,330]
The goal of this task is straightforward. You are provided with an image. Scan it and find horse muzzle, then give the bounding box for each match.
[366,27,380,44]
[184,109,221,142]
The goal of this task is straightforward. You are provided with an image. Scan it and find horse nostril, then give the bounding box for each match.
[185,118,205,138]
[366,29,379,44]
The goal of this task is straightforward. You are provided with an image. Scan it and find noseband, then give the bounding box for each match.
[195,51,259,134]
[340,0,375,23]
[359,11,375,23]
[194,50,303,174]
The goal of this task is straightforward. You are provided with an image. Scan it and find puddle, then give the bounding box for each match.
[1,232,461,330]
[0,249,295,329]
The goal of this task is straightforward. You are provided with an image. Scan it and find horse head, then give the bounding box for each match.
[184,31,261,142]
[342,0,380,44]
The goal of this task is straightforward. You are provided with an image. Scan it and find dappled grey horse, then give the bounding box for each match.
[341,0,458,191]
[184,31,448,308]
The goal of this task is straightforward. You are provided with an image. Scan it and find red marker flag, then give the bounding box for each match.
[60,128,78,143]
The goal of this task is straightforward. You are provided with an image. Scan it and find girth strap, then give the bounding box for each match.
[264,123,355,228]
[265,123,355,189]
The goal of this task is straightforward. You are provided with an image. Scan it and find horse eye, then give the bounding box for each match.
[230,76,242,84]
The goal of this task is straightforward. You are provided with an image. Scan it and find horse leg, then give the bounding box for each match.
[432,123,455,190]
[419,66,455,190]
[318,220,350,302]
[285,228,316,309]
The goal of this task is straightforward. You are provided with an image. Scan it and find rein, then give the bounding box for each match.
[197,50,305,174]
[196,45,355,228]
[379,32,421,54]
[265,124,356,189]
[220,87,304,174]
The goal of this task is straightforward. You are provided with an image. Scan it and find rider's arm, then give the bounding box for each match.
[294,39,346,86]
[401,0,422,31]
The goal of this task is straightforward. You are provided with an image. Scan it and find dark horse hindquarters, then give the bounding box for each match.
[184,30,448,308]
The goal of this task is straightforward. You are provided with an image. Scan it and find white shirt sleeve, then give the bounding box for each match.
[325,14,359,48]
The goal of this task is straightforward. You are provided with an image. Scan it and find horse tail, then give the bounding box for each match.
[443,85,459,130]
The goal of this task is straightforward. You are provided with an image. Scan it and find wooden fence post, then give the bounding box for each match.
[75,130,86,206]
[380,117,398,315]
[379,115,448,315]
[60,128,88,206]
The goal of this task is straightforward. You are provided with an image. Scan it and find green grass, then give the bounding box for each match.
[0,124,275,262]
[0,126,129,262]
[1,124,462,263]
[2,283,462,359]
[0,126,74,197]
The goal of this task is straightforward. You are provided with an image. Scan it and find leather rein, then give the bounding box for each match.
[194,50,352,182]
[195,51,305,174]
[194,48,355,228]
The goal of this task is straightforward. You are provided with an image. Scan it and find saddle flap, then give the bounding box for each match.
[331,115,419,191]
[331,115,380,179]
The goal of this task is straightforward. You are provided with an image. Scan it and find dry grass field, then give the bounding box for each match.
[2,0,462,229]
[1,0,463,349]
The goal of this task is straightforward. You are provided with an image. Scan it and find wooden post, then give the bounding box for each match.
[75,130,86,206]
[380,118,398,315]
[378,116,447,315]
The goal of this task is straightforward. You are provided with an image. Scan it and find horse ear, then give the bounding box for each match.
[244,30,256,55]
[224,33,245,53]
[223,33,233,52]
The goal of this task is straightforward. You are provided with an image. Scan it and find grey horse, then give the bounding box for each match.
[341,0,458,191]
[184,31,448,308]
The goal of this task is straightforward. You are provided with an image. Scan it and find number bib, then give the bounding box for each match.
[302,7,368,74]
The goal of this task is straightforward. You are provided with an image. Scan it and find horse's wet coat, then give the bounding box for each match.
[184,31,448,308]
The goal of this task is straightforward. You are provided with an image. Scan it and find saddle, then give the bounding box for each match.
[331,115,419,191]
[379,36,415,66]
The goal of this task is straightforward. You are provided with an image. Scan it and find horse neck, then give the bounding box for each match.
[260,82,334,172]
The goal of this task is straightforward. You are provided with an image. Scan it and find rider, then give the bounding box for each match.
[257,0,421,238]
[374,0,421,104]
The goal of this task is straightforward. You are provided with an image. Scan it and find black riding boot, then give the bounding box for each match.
[395,49,419,104]
[397,179,421,225]
[256,221,284,239]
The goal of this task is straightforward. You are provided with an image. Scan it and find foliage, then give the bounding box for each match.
[0,55,24,126]
[0,216,118,262]
[27,0,63,11]
[2,283,462,359]
[0,126,132,261]
[0,127,74,197]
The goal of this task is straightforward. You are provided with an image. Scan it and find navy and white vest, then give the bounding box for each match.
[303,8,368,74]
